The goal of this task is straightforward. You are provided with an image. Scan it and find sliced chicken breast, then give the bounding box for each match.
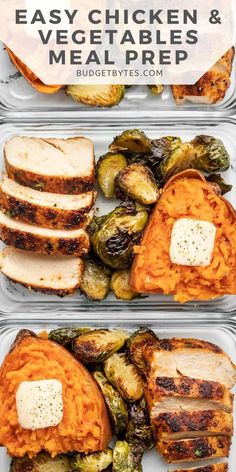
[4,136,95,194]
[172,48,235,105]
[0,247,84,297]
[171,464,228,472]
[145,377,233,414]
[145,338,236,388]
[157,436,231,463]
[0,210,90,257]
[0,175,96,229]
[152,410,233,440]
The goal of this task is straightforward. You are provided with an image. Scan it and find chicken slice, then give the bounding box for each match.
[171,463,228,472]
[0,247,84,297]
[152,410,233,440]
[145,338,236,388]
[145,376,233,414]
[4,136,95,194]
[157,436,231,463]
[0,175,96,230]
[172,48,235,105]
[0,210,90,257]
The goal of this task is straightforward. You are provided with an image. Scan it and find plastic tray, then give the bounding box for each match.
[0,315,235,471]
[0,116,236,316]
[0,44,236,116]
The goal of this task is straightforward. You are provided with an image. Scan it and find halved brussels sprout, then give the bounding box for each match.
[97,152,128,198]
[94,371,128,435]
[73,329,129,364]
[70,449,113,471]
[127,328,158,373]
[10,453,71,472]
[109,130,151,155]
[111,270,138,301]
[148,85,164,95]
[48,327,91,350]
[126,399,155,451]
[104,353,144,402]
[113,441,143,472]
[88,203,149,269]
[66,85,125,107]
[156,142,196,184]
[80,260,110,301]
[207,173,233,195]
[191,135,230,173]
[115,164,159,205]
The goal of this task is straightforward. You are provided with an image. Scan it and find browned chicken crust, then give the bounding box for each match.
[157,436,231,463]
[172,48,235,105]
[153,410,233,440]
[171,463,228,472]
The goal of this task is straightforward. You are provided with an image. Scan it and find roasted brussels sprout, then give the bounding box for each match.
[156,142,196,184]
[66,85,125,107]
[126,399,155,451]
[70,449,113,471]
[10,453,71,472]
[207,173,233,195]
[112,441,143,472]
[88,203,149,269]
[151,136,183,163]
[104,353,144,402]
[94,371,128,435]
[191,135,230,173]
[48,327,91,350]
[127,328,158,373]
[115,164,159,205]
[109,130,151,155]
[97,152,128,198]
[73,329,129,364]
[148,85,164,95]
[80,260,110,301]
[111,270,138,301]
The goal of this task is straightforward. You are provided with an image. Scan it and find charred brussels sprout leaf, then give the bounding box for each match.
[88,203,149,269]
[111,270,138,301]
[48,327,91,350]
[126,399,155,451]
[70,449,113,471]
[112,441,143,472]
[191,135,230,173]
[97,152,128,198]
[80,260,110,301]
[104,353,144,402]
[94,371,128,435]
[156,143,196,184]
[148,85,164,95]
[207,173,233,195]
[11,453,71,472]
[109,130,151,155]
[127,328,158,373]
[115,164,159,205]
[73,329,129,364]
[66,85,125,107]
[151,136,183,163]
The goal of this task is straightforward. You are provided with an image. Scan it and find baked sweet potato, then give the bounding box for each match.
[0,330,111,458]
[6,48,63,94]
[130,170,236,303]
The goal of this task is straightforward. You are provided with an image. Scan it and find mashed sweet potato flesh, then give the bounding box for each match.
[130,174,236,303]
[0,333,111,458]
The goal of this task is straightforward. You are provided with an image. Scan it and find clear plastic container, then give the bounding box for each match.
[0,44,236,115]
[0,116,236,315]
[0,314,235,471]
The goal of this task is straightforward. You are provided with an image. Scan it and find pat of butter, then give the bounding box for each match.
[170,218,216,267]
[16,379,63,430]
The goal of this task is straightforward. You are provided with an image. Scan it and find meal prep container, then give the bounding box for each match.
[0,314,235,471]
[0,116,236,316]
[0,44,236,116]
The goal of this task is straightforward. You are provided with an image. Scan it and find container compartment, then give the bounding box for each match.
[0,117,236,315]
[0,315,235,471]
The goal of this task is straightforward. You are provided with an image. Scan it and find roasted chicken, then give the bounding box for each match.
[157,436,231,463]
[171,464,228,472]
